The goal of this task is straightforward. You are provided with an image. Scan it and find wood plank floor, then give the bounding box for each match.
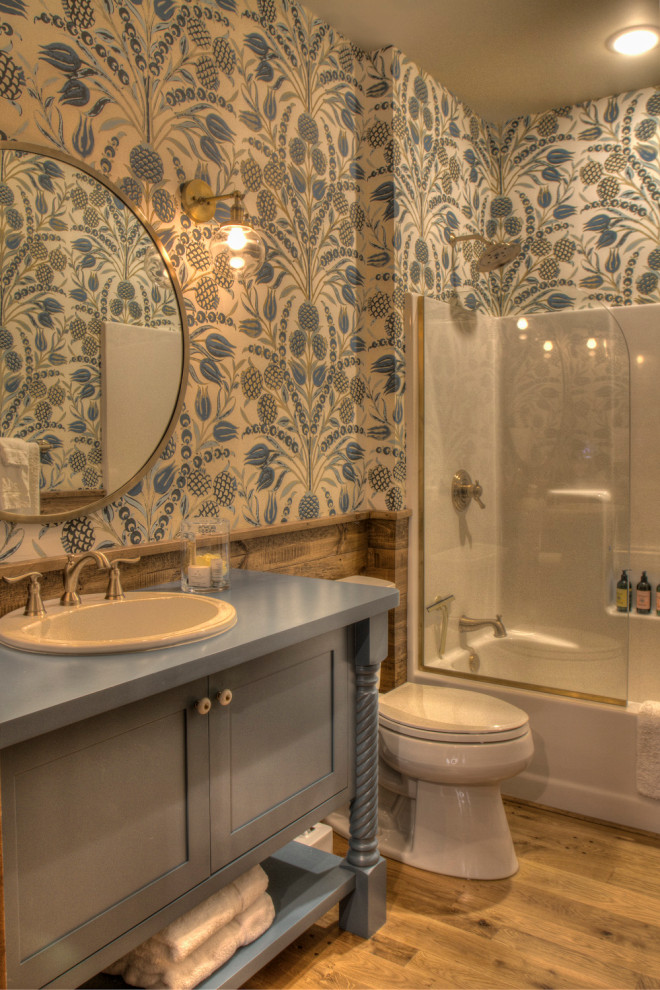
[245,800,660,990]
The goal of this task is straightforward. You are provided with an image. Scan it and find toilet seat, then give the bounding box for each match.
[379,683,530,744]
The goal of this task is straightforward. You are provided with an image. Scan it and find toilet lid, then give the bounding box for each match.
[379,683,530,743]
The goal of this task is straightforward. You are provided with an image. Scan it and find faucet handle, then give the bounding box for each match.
[426,593,455,612]
[452,470,486,511]
[3,571,46,617]
[105,557,141,601]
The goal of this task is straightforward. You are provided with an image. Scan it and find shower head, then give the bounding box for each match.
[449,233,521,272]
[476,240,521,272]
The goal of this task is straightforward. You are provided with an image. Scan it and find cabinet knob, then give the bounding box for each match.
[217,689,233,706]
[195,697,212,716]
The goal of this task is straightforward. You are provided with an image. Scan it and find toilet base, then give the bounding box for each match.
[388,780,518,879]
[325,780,519,880]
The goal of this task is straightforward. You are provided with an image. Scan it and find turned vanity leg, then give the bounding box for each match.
[339,616,387,938]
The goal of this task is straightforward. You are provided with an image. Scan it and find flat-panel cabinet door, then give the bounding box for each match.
[208,629,349,872]
[1,679,210,990]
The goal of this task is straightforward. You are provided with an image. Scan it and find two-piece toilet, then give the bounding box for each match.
[336,576,534,880]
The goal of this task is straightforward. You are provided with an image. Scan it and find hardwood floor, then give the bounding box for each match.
[245,800,660,990]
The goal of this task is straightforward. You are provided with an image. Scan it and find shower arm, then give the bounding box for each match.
[449,233,489,247]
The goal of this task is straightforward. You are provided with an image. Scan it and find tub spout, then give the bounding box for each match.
[458,614,507,638]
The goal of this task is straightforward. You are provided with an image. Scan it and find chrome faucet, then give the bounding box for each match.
[60,551,111,606]
[458,614,507,638]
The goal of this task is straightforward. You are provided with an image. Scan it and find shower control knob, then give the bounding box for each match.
[195,697,212,716]
[452,470,486,512]
[217,689,233,706]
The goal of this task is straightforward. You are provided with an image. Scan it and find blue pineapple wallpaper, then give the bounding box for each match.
[0,0,658,562]
[492,94,660,315]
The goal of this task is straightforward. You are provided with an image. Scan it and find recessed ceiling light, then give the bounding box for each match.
[607,25,660,56]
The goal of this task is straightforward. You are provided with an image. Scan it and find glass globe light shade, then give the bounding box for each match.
[209,221,265,280]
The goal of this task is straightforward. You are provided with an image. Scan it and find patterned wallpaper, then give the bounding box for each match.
[0,0,658,563]
[390,52,498,313]
[1,0,405,559]
[492,92,660,315]
[388,68,660,318]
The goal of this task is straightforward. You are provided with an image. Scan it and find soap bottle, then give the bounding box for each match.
[636,571,652,614]
[616,570,631,612]
[656,580,660,617]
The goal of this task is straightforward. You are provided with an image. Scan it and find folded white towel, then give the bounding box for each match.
[104,864,270,977]
[637,701,660,799]
[0,438,40,513]
[0,437,29,467]
[110,892,275,990]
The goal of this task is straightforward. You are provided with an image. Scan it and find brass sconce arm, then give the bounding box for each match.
[180,180,245,224]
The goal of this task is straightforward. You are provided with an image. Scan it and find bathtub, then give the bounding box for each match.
[434,625,626,701]
[415,663,660,834]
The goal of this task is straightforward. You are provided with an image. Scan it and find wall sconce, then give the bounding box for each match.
[180,179,265,279]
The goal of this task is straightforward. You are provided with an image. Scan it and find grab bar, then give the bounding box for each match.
[426,594,455,658]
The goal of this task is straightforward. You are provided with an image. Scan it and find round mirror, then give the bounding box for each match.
[0,141,189,524]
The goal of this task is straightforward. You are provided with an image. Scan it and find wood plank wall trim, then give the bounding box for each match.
[0,511,410,691]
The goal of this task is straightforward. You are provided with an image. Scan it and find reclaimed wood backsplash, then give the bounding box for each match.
[0,510,410,691]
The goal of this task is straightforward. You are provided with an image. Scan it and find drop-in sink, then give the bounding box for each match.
[0,591,237,654]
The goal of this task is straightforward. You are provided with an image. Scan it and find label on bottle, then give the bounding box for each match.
[616,587,629,610]
[637,589,651,611]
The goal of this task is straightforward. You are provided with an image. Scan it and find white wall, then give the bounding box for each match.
[101,322,182,494]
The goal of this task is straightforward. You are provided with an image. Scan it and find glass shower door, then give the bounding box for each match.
[419,298,629,704]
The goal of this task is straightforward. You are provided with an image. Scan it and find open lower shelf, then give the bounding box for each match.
[83,842,356,990]
[199,842,355,990]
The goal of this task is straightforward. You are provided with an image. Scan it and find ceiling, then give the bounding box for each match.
[301,0,660,122]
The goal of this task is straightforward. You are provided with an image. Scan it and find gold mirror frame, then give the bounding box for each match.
[0,141,190,525]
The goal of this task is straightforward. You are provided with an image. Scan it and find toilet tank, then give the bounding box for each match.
[338,575,396,589]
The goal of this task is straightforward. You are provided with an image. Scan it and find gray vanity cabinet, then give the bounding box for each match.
[0,570,394,990]
[1,677,212,990]
[1,631,352,989]
[208,629,350,871]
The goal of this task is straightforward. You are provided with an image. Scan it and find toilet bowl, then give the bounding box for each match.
[330,575,534,880]
[378,682,533,879]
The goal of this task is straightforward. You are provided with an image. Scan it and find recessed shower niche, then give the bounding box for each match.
[417,297,630,704]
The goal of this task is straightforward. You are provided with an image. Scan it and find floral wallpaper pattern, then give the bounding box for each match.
[0,146,177,494]
[391,52,498,313]
[1,0,400,559]
[492,92,660,315]
[0,0,658,563]
[389,64,659,318]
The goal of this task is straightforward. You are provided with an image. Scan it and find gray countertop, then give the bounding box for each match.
[0,569,398,749]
